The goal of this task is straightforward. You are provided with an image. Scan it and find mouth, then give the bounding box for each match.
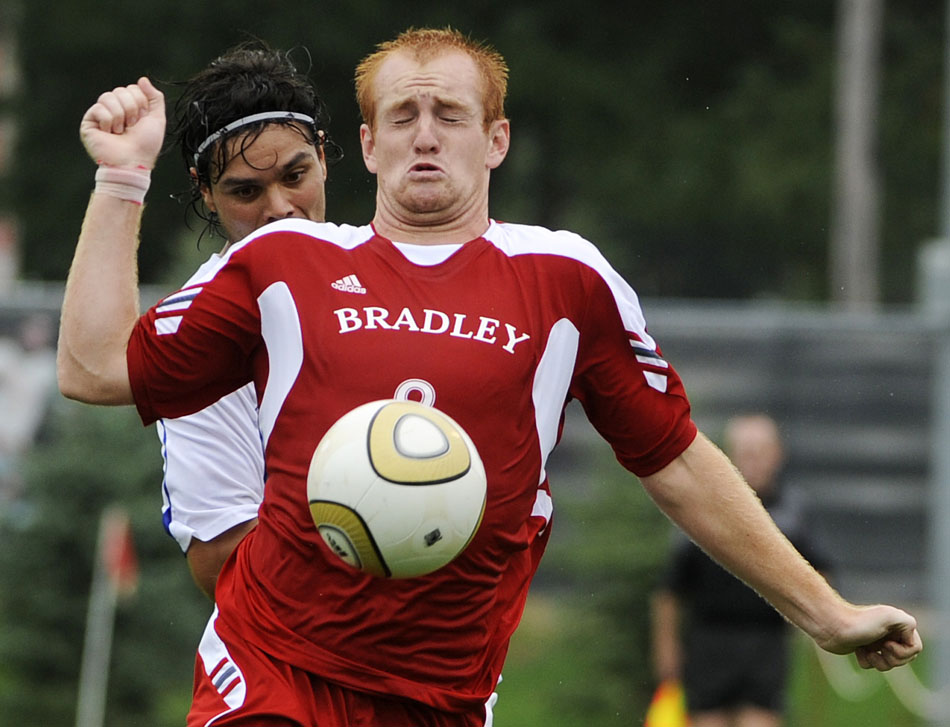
[409,162,443,177]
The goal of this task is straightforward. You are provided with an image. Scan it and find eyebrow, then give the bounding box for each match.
[218,150,315,190]
[385,93,472,115]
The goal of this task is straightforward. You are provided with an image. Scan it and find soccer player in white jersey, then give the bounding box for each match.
[59,27,922,727]
[158,43,341,599]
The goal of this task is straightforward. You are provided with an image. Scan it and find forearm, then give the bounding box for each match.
[57,192,141,404]
[641,433,846,646]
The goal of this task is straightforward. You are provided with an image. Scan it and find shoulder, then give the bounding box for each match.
[483,220,604,265]
[154,223,375,305]
[485,220,646,319]
[233,220,375,255]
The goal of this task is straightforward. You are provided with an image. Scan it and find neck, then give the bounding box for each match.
[372,215,490,245]
[371,192,491,245]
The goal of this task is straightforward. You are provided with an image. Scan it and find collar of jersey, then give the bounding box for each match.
[369,229,491,278]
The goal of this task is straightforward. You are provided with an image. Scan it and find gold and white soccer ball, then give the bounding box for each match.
[307,399,487,578]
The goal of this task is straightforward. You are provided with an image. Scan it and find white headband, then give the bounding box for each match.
[193,111,316,165]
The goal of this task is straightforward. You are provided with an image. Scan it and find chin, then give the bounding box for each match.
[407,191,453,214]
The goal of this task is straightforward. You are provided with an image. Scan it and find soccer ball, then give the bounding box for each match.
[307,399,487,578]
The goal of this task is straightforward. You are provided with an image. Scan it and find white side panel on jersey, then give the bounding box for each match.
[257,283,304,449]
[532,318,580,481]
[529,318,579,526]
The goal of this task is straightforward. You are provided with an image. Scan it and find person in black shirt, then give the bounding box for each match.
[650,413,827,727]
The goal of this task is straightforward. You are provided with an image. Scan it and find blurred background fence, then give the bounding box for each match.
[645,299,933,606]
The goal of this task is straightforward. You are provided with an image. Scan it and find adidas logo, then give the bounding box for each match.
[331,274,367,294]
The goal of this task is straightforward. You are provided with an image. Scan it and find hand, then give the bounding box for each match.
[80,77,165,169]
[819,604,922,671]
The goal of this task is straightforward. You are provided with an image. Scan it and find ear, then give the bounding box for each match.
[317,144,329,182]
[193,168,215,213]
[486,119,510,170]
[359,123,378,174]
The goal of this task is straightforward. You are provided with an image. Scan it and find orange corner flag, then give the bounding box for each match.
[101,507,139,599]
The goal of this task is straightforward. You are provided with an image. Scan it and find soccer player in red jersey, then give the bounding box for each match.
[59,27,922,727]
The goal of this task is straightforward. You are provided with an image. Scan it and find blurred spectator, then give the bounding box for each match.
[0,312,57,503]
[650,413,828,727]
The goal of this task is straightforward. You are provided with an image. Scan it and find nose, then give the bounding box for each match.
[412,115,440,153]
[263,187,296,223]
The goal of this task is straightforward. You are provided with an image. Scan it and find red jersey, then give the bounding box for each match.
[128,219,697,713]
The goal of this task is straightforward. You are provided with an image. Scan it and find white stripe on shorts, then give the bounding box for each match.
[198,607,247,726]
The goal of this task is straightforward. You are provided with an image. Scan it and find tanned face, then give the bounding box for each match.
[200,124,327,244]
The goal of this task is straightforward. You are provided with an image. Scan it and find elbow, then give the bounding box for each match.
[57,354,97,403]
[57,348,84,401]
[58,373,93,404]
[56,348,132,405]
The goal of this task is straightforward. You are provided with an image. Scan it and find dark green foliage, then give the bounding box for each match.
[7,0,945,301]
[0,400,209,726]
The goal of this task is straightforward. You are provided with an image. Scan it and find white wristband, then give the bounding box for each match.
[94,165,151,205]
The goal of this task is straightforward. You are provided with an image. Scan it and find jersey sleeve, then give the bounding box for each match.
[128,247,262,425]
[159,383,265,552]
[570,260,697,476]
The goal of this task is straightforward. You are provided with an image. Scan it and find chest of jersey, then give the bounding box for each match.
[250,235,583,553]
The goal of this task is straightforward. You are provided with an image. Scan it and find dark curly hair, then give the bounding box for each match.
[169,41,343,238]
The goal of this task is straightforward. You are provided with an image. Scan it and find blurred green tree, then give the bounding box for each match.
[12,0,942,301]
[0,401,209,726]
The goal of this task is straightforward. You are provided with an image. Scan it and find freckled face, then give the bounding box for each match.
[200,124,328,244]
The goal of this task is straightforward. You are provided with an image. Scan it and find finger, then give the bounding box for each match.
[856,647,892,671]
[88,93,126,134]
[111,85,150,127]
[87,86,142,134]
[898,625,923,650]
[856,640,919,672]
[136,76,164,105]
[854,646,874,670]
[882,630,923,663]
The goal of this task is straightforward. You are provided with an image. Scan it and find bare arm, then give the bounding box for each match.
[186,518,258,600]
[641,432,922,671]
[57,77,165,405]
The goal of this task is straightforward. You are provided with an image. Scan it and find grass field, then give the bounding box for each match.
[787,636,924,727]
[492,593,926,727]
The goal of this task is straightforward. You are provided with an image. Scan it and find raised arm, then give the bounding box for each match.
[58,77,165,405]
[641,432,922,672]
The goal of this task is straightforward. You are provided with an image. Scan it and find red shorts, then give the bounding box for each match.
[188,609,495,727]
